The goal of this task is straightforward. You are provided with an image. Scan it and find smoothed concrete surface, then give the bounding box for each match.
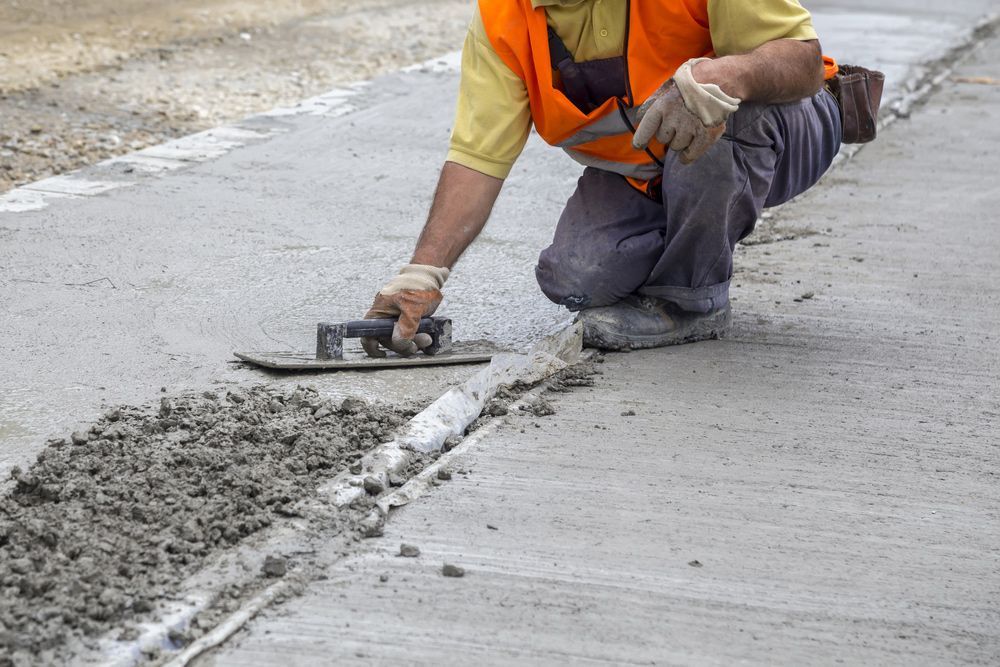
[200,22,1000,667]
[1,0,994,479]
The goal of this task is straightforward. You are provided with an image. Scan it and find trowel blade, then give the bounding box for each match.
[233,349,493,371]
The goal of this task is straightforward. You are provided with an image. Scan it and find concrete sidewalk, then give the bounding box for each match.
[0,0,994,479]
[203,21,1000,667]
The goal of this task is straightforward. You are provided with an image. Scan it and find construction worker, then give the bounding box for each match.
[362,0,842,357]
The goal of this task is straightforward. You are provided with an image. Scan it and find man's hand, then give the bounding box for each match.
[633,58,741,165]
[361,264,449,358]
[360,163,503,358]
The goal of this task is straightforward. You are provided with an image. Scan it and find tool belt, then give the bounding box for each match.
[825,64,886,144]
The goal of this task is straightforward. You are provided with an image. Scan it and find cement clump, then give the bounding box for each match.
[0,385,405,662]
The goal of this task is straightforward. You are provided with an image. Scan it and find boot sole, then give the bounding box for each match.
[582,307,732,351]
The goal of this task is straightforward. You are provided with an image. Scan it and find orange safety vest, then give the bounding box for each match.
[479,0,839,189]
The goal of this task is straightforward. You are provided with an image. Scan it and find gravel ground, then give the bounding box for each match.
[0,0,471,192]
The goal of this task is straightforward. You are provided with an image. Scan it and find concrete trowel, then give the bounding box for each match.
[234,317,493,371]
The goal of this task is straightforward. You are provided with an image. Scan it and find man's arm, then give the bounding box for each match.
[358,161,502,358]
[693,38,824,104]
[411,161,503,268]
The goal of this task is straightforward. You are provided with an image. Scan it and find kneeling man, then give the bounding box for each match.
[361,0,842,357]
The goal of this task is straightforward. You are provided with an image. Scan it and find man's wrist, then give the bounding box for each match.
[380,264,449,295]
[691,57,748,101]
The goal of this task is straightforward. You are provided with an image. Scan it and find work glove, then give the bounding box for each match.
[361,264,449,358]
[633,58,741,165]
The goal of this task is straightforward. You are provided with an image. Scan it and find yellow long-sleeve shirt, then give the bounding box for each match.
[447,0,819,179]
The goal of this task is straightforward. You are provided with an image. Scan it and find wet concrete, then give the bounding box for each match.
[201,22,1000,666]
[1,0,993,483]
[0,64,568,480]
[0,0,997,660]
[0,0,991,486]
[0,387,413,664]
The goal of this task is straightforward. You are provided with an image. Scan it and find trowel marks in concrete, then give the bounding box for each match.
[0,386,408,662]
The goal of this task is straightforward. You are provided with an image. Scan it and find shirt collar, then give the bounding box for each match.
[531,0,591,7]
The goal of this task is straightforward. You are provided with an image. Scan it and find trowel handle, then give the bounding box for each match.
[342,318,438,339]
[316,317,453,360]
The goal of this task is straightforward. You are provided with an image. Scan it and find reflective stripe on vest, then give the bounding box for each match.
[480,0,714,180]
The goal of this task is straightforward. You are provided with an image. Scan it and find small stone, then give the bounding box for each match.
[159,398,172,417]
[688,560,703,568]
[313,407,332,420]
[340,397,366,413]
[71,431,89,446]
[228,391,246,404]
[262,555,287,577]
[105,408,121,422]
[379,574,389,583]
[487,402,508,417]
[441,564,465,578]
[530,399,556,417]
[442,435,461,452]
[363,476,385,495]
[167,627,188,647]
[436,469,452,481]
[486,524,498,531]
[399,544,420,558]
[268,399,283,413]
[348,461,363,475]
[9,558,32,574]
[801,291,815,300]
[359,514,384,538]
[621,410,636,416]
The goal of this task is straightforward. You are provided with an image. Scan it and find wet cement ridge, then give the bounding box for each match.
[746,10,1000,247]
[838,10,999,166]
[147,326,585,665]
[0,385,413,665]
[0,325,583,665]
[164,355,601,667]
[889,11,1000,116]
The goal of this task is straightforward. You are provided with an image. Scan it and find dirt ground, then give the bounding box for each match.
[0,0,471,193]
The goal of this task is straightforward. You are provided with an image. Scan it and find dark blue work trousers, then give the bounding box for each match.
[536,90,843,313]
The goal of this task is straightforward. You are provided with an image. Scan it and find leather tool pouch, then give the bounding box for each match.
[826,65,885,144]
[826,64,886,144]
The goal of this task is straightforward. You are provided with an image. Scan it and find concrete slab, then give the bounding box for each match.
[200,16,1000,667]
[0,65,567,477]
[2,0,994,481]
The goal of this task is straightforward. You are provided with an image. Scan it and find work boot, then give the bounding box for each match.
[577,295,731,351]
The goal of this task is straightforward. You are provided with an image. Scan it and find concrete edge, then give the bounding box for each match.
[95,321,582,666]
[832,11,999,169]
[319,321,582,513]
[0,50,462,214]
[158,330,586,667]
[375,349,598,517]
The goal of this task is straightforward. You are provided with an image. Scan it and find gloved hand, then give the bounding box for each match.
[361,264,449,358]
[633,58,741,165]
